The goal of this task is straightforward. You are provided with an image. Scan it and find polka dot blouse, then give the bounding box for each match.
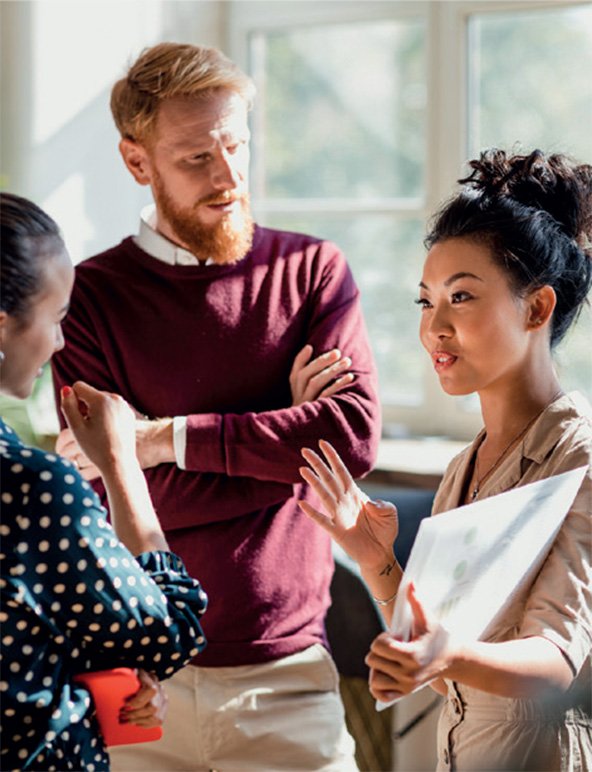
[0,418,208,771]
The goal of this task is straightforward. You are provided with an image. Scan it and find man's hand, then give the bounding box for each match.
[290,344,354,406]
[119,670,168,728]
[56,426,101,480]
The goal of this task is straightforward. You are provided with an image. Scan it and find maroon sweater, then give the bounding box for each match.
[52,226,381,666]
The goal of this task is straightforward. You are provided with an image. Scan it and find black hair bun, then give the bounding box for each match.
[461,149,592,253]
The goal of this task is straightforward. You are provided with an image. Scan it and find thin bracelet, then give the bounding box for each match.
[372,588,398,606]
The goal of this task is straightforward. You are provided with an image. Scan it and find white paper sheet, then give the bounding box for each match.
[376,465,587,710]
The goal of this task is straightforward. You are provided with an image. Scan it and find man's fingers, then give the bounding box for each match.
[290,344,314,377]
[55,428,78,455]
[317,373,355,400]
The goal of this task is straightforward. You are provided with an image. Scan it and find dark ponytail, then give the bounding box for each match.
[0,193,65,322]
[425,149,592,347]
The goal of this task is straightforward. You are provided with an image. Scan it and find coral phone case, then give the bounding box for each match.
[73,668,163,747]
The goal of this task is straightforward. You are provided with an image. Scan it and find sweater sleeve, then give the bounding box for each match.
[183,249,381,483]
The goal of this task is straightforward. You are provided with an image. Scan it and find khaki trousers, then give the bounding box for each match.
[110,644,358,771]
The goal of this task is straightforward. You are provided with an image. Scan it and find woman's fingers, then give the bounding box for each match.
[300,447,342,499]
[297,500,336,531]
[318,439,357,492]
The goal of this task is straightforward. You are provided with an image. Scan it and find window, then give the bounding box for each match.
[230,0,592,439]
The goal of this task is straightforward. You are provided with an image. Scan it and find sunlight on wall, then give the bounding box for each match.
[32,1,164,145]
[43,173,95,264]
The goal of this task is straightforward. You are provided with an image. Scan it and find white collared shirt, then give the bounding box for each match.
[135,204,215,267]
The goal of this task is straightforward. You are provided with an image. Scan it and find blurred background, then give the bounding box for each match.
[1,0,591,446]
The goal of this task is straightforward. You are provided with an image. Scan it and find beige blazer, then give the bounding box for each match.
[432,392,592,771]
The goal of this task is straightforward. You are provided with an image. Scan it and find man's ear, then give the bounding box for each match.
[526,285,556,330]
[119,139,152,186]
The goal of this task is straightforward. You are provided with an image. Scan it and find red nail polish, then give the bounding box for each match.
[61,386,73,397]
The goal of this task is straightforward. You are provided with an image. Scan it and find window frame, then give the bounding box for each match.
[226,0,590,441]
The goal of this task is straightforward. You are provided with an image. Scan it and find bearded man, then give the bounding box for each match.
[52,42,380,772]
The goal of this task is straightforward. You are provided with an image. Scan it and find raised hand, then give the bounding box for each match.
[298,439,398,571]
[290,344,354,406]
[60,381,137,476]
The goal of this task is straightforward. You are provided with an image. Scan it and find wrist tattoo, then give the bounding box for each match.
[379,563,394,577]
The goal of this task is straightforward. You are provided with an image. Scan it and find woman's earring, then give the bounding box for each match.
[0,350,5,364]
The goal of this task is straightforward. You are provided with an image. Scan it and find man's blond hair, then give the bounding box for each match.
[111,42,256,143]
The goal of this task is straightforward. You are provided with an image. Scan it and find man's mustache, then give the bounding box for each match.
[195,192,244,207]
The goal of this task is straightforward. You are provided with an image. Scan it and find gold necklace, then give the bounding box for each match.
[470,390,563,502]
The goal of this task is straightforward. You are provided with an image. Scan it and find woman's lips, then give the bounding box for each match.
[432,350,458,372]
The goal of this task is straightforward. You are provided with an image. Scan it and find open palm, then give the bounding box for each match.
[299,440,398,569]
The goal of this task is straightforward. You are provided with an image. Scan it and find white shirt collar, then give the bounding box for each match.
[135,204,214,266]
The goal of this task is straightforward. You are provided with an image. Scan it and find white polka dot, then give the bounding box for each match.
[113,577,122,588]
[36,563,48,574]
[96,557,106,569]
[80,516,91,527]
[78,537,89,549]
[16,691,27,702]
[40,470,53,481]
[127,619,137,629]
[95,579,104,592]
[39,516,51,528]
[0,525,9,536]
[112,600,122,611]
[82,497,94,507]
[64,474,75,484]
[20,449,33,457]
[103,641,115,648]
[1,492,13,504]
[60,515,72,526]
[10,662,20,672]
[93,603,104,614]
[16,542,28,554]
[57,562,69,574]
[39,541,50,552]
[109,556,119,568]
[40,492,52,504]
[89,623,100,632]
[16,516,31,530]
[127,576,137,586]
[129,597,138,608]
[11,463,24,473]
[22,645,33,655]
[44,453,57,462]
[71,603,84,613]
[53,584,66,594]
[43,677,53,687]
[94,537,104,548]
[58,538,69,550]
[62,493,74,505]
[21,483,30,493]
[75,582,86,593]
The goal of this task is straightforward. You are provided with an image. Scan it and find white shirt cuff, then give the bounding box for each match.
[173,416,188,469]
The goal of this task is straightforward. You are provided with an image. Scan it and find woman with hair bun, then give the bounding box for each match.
[299,150,592,770]
[0,193,208,770]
